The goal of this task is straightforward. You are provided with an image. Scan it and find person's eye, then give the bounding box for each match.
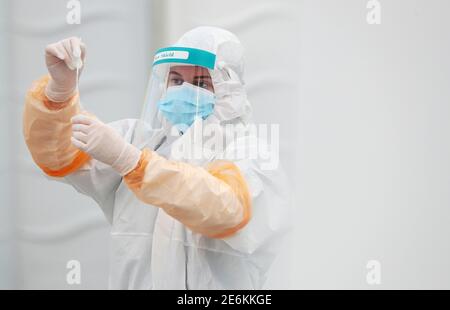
[171,78,183,85]
[196,80,209,89]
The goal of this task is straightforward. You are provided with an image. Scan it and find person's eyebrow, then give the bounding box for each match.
[193,75,212,80]
[169,71,182,77]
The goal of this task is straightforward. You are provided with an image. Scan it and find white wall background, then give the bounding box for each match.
[1,0,450,289]
[296,0,450,289]
[0,0,14,290]
[7,0,152,289]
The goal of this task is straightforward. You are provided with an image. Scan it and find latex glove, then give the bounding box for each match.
[45,37,86,102]
[71,114,142,176]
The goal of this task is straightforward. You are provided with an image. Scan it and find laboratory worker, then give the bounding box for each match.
[23,26,289,289]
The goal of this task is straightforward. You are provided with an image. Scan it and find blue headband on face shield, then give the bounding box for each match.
[157,83,215,132]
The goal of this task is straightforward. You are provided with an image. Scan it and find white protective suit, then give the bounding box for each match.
[23,27,289,289]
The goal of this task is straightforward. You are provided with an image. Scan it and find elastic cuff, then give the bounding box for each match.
[124,149,152,188]
[29,75,77,110]
[38,150,91,178]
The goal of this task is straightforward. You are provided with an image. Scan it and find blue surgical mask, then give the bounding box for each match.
[157,83,215,132]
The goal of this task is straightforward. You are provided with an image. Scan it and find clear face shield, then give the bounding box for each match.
[133,47,217,150]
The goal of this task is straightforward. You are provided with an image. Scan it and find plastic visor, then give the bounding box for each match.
[133,47,217,149]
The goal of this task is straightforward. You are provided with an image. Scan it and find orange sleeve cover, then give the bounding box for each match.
[124,149,252,239]
[23,75,90,177]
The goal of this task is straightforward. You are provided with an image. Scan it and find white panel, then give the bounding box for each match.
[297,0,450,289]
[0,0,15,289]
[10,0,152,289]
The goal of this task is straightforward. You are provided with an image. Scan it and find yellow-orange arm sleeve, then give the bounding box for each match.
[23,75,90,177]
[124,149,252,239]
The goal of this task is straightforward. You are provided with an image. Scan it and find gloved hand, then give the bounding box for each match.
[71,114,142,176]
[45,37,86,102]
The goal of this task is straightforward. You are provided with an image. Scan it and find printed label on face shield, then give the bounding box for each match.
[153,50,189,64]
